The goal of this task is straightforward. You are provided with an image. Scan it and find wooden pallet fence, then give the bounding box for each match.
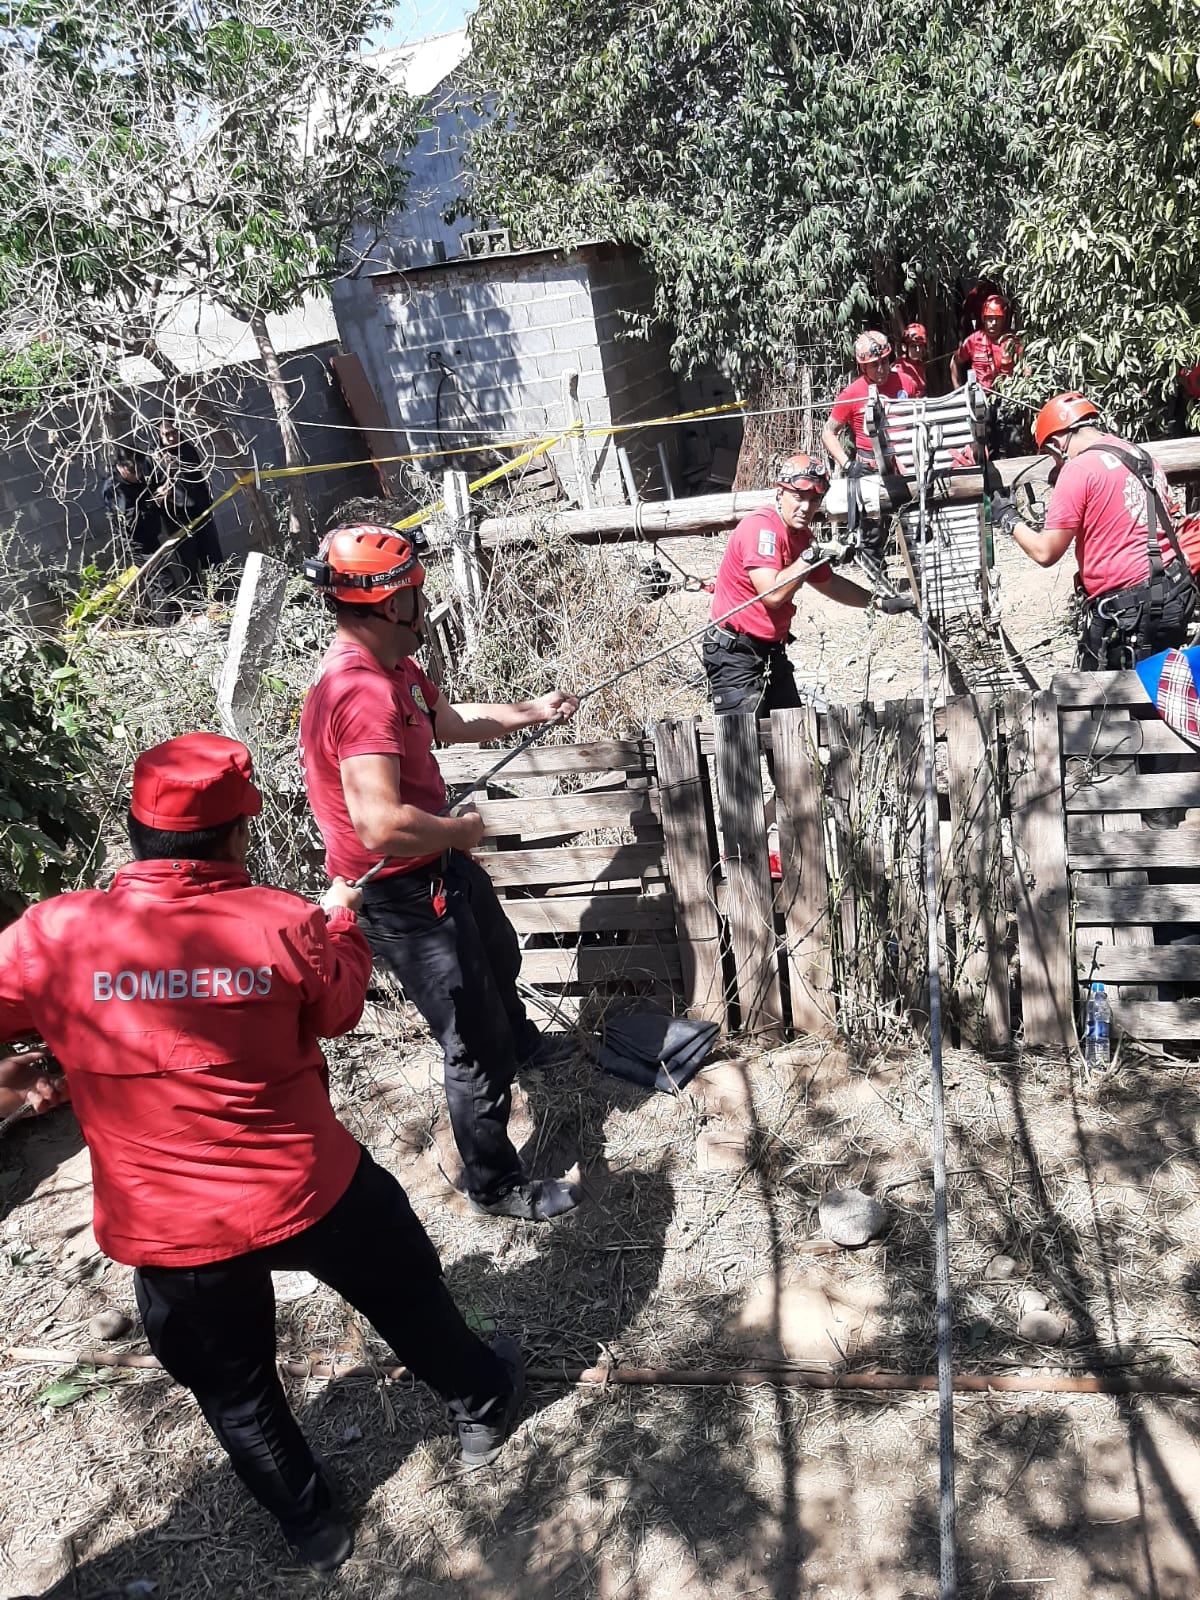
[1054,670,1200,1046]
[428,692,1110,1049]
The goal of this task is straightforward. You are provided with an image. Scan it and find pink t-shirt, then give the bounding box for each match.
[893,358,926,399]
[299,641,447,881]
[828,369,909,453]
[1046,435,1182,598]
[711,507,830,643]
[955,331,1016,391]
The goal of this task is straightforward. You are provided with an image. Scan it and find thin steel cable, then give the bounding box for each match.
[914,408,958,1598]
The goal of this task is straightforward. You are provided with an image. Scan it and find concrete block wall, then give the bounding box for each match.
[0,342,378,598]
[332,246,630,504]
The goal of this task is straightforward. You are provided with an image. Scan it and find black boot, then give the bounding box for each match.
[469,1178,582,1222]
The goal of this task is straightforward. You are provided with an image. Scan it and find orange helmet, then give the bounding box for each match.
[1034,392,1100,452]
[303,524,426,604]
[981,295,1008,320]
[854,330,892,366]
[903,322,928,348]
[776,453,830,495]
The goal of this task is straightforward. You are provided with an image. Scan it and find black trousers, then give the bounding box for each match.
[135,1148,509,1542]
[703,626,801,716]
[362,852,540,1203]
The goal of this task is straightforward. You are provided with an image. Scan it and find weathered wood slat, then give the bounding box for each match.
[1100,807,1157,1004]
[1060,714,1199,760]
[434,739,653,782]
[1051,671,1152,710]
[1076,884,1200,924]
[944,694,1010,1051]
[1068,831,1199,869]
[475,790,660,838]
[653,719,727,1028]
[505,893,676,933]
[771,705,835,1036]
[826,705,859,1022]
[1063,772,1200,812]
[1076,945,1200,982]
[478,843,665,888]
[712,713,784,1038]
[520,945,682,984]
[1007,689,1075,1050]
[1110,1000,1200,1041]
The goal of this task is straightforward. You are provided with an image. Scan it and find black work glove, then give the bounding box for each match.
[989,489,1020,534]
[873,593,917,615]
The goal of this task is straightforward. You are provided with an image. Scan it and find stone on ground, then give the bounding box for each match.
[1018,1309,1066,1345]
[818,1187,888,1247]
[983,1253,1019,1281]
[87,1308,133,1342]
[696,1128,749,1173]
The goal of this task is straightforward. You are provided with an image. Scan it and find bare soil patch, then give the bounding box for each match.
[3,1015,1200,1600]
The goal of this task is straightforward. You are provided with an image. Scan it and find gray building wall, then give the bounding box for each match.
[332,242,723,508]
[0,343,378,595]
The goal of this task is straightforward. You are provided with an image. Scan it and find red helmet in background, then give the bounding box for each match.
[981,295,1008,320]
[775,453,831,495]
[903,322,928,350]
[1034,392,1100,452]
[304,524,426,605]
[854,330,892,367]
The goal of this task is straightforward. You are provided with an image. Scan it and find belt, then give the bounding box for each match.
[710,623,785,651]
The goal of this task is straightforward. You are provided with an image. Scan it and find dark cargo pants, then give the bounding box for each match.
[362,851,540,1203]
[135,1148,510,1543]
[702,625,801,716]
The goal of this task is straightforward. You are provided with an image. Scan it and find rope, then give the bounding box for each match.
[913,407,958,1598]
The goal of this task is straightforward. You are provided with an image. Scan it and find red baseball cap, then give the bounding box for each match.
[131,733,263,830]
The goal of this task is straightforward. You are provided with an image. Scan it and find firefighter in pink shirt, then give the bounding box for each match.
[991,392,1196,668]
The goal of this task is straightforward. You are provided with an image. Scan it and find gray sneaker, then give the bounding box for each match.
[458,1335,526,1468]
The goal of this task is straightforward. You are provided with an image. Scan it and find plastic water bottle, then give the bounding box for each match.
[1084,982,1112,1069]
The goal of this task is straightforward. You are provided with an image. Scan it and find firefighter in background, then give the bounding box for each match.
[951,294,1028,455]
[991,392,1196,669]
[821,330,912,574]
[703,454,911,715]
[298,525,583,1225]
[894,324,929,399]
[0,734,525,1572]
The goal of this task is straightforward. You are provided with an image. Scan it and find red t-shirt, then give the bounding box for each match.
[827,369,909,453]
[300,642,447,882]
[711,507,830,643]
[1046,434,1182,597]
[0,860,372,1268]
[955,330,1016,391]
[893,358,926,399]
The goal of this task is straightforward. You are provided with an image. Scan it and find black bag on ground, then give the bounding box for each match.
[596,1012,720,1094]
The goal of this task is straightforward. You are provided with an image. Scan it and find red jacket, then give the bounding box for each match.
[0,860,372,1268]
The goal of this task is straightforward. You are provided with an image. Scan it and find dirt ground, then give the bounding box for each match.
[6,527,1199,1600]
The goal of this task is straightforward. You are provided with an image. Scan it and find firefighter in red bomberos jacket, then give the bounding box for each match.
[298,523,583,1225]
[0,733,524,1574]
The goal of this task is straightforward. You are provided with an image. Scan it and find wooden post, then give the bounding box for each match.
[562,370,594,511]
[944,694,1011,1051]
[771,706,835,1036]
[825,706,860,1027]
[653,718,726,1028]
[444,469,482,648]
[1006,690,1075,1052]
[216,553,290,744]
[712,713,784,1039]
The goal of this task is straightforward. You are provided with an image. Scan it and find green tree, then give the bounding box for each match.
[465,0,1048,385]
[0,0,419,546]
[1003,0,1200,434]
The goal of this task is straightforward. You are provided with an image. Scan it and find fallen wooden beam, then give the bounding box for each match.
[475,435,1200,548]
[8,1345,1199,1396]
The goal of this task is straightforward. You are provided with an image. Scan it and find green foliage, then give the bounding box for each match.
[0,340,84,417]
[0,632,105,922]
[466,0,1049,379]
[1002,0,1200,433]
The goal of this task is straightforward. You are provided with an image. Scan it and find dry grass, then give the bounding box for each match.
[4,1024,1200,1599]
